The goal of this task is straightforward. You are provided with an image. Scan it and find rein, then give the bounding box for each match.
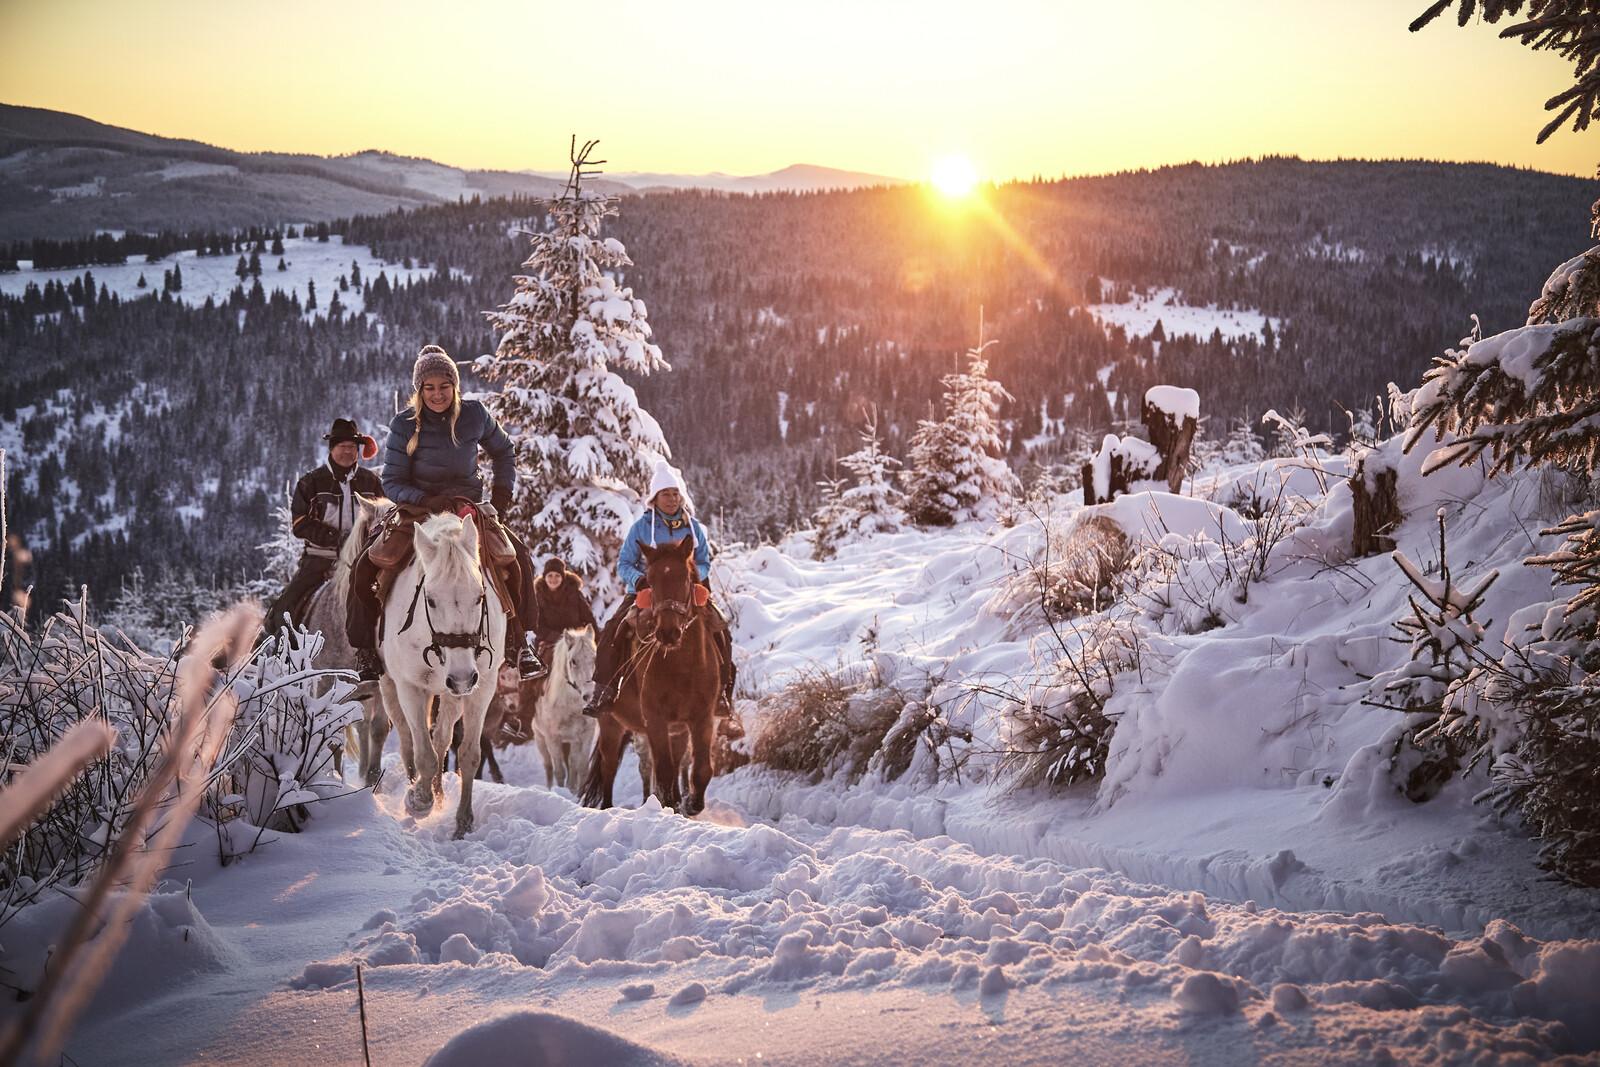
[398,566,492,668]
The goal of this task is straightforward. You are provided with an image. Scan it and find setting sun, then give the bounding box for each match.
[930,154,978,198]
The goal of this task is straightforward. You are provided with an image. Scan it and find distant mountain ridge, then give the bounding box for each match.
[0,104,905,241]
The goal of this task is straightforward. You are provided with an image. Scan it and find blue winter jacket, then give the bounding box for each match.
[382,399,515,506]
[618,509,711,594]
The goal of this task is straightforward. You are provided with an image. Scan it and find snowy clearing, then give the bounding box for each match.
[0,235,434,320]
[1088,286,1281,343]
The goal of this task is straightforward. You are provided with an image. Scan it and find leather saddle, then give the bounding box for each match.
[368,501,520,620]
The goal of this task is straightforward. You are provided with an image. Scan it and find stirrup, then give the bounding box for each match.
[516,648,547,682]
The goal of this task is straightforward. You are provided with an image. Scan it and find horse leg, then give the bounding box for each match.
[394,682,438,815]
[632,734,652,802]
[685,712,716,818]
[454,692,491,839]
[538,732,557,790]
[481,732,504,784]
[432,695,461,803]
[566,742,585,793]
[364,694,392,788]
[380,677,417,782]
[644,716,681,811]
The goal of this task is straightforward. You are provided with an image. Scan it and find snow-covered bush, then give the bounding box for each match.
[1129,483,1311,633]
[994,513,1133,629]
[1082,433,1160,504]
[0,595,360,919]
[1362,513,1499,801]
[212,625,362,842]
[903,343,1017,526]
[480,140,671,613]
[752,666,910,783]
[996,618,1143,791]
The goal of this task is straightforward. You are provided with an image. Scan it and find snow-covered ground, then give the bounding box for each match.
[9,441,1600,1064]
[0,235,434,320]
[1088,286,1281,343]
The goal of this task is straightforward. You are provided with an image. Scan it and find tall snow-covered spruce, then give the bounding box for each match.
[479,141,669,610]
[903,340,1018,526]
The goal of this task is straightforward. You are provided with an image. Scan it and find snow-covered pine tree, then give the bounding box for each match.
[903,341,1017,526]
[479,139,670,611]
[1404,232,1600,885]
[835,413,903,537]
[810,472,849,562]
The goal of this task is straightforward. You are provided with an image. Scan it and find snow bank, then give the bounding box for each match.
[424,1010,687,1067]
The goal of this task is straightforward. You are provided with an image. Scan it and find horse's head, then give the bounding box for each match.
[413,512,491,696]
[639,537,697,650]
[562,628,597,704]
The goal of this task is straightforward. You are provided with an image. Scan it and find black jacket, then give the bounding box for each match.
[291,461,384,558]
[533,572,599,644]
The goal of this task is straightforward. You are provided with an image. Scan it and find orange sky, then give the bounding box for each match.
[0,0,1593,181]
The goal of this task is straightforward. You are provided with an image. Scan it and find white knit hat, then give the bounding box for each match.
[647,461,692,510]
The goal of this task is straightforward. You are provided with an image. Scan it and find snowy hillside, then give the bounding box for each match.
[10,434,1600,1065]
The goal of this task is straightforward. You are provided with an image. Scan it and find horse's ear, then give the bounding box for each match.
[641,542,661,564]
[459,513,480,558]
[673,536,695,560]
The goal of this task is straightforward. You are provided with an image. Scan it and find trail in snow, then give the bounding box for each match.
[34,741,1598,1066]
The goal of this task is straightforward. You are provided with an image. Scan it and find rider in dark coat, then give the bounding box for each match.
[533,557,599,653]
[264,419,382,634]
[345,345,543,682]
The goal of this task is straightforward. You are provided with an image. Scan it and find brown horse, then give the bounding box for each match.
[580,537,721,816]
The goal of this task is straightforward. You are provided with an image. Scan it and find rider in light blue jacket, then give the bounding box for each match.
[586,462,733,717]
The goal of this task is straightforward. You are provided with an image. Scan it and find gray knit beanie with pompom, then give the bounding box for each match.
[413,345,460,392]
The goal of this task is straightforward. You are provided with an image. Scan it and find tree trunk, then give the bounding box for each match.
[1143,401,1198,494]
[1350,456,1401,556]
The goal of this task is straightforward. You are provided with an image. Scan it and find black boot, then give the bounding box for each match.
[355,647,384,682]
[505,632,546,681]
[583,682,616,719]
[517,644,547,682]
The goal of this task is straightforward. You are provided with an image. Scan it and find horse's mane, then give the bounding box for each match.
[333,495,392,607]
[416,512,483,581]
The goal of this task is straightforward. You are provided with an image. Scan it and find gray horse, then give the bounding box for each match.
[300,496,414,787]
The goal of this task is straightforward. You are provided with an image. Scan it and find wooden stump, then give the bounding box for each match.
[1082,453,1130,506]
[1351,457,1401,556]
[1143,400,1198,494]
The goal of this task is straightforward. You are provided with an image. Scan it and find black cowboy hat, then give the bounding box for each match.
[324,418,379,461]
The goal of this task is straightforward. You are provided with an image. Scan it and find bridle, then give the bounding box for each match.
[398,564,492,669]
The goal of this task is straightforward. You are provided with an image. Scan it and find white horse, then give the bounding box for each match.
[533,629,597,791]
[380,511,506,837]
[301,495,403,788]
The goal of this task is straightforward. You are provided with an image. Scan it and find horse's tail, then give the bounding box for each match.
[578,730,608,808]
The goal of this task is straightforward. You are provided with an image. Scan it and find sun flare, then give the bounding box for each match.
[930,154,978,199]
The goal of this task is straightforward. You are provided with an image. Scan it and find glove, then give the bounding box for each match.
[420,495,456,513]
[490,487,512,516]
[302,520,342,548]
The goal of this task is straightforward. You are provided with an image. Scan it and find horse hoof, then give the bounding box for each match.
[453,817,473,840]
[405,790,433,816]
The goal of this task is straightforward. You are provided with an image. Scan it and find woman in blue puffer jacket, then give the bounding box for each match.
[346,345,543,682]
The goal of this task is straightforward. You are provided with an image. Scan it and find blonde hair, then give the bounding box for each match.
[406,383,461,455]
